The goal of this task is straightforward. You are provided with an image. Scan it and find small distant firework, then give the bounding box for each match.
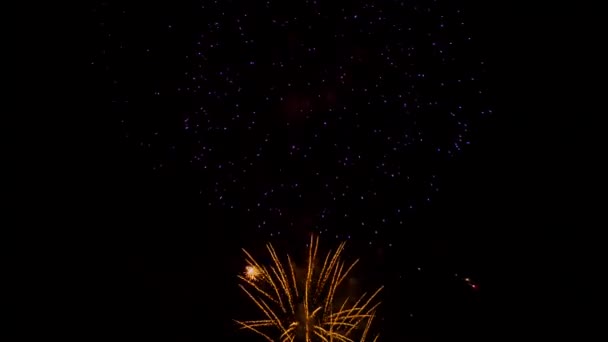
[245,265,262,281]
[464,277,479,290]
[235,234,383,342]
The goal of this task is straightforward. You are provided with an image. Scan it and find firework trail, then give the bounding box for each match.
[236,235,383,342]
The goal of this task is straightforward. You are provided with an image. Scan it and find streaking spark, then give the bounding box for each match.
[235,234,383,342]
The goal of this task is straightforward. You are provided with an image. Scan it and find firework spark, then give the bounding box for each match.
[245,265,262,281]
[235,235,383,342]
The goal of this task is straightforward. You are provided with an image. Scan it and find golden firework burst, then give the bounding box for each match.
[235,234,383,342]
[245,265,262,281]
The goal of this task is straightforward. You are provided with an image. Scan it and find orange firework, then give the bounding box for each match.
[235,235,383,342]
[245,265,262,281]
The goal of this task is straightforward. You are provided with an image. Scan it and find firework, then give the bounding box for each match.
[235,235,383,342]
[245,265,262,281]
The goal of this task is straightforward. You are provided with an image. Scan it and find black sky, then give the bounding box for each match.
[88,1,504,341]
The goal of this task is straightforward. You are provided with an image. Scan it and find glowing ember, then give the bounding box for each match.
[245,265,261,281]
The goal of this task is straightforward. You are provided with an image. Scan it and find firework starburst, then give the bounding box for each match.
[245,265,262,281]
[235,235,383,342]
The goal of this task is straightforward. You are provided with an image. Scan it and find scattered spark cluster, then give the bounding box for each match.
[93,2,487,339]
[236,235,383,342]
[92,0,492,247]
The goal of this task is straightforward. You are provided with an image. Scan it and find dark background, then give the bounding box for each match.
[84,1,516,341]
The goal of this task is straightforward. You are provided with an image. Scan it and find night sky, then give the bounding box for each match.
[90,1,501,341]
